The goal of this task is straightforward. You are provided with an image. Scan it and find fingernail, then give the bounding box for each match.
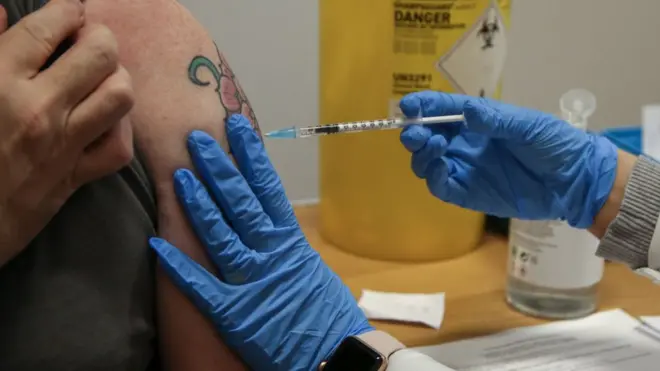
[400,95,421,111]
[228,114,242,124]
[173,168,190,184]
[188,130,214,149]
[173,169,195,200]
[149,238,179,263]
[149,237,166,253]
[227,114,247,131]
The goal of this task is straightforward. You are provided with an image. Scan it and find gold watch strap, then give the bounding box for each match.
[356,331,406,359]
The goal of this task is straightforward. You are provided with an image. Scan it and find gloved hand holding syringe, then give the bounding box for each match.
[266,89,617,229]
[264,113,465,138]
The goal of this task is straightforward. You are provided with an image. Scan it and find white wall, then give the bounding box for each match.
[180,0,660,202]
[180,0,320,202]
[502,0,660,125]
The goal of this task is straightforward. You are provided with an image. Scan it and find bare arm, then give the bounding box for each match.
[85,1,256,369]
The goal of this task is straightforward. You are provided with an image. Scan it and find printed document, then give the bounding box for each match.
[413,309,660,370]
[641,316,660,334]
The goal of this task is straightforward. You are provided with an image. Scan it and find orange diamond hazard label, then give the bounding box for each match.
[436,0,507,98]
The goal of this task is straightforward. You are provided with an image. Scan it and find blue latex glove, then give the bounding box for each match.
[149,114,373,371]
[399,91,619,228]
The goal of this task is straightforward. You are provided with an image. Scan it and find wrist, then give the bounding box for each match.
[589,149,637,238]
[319,330,405,371]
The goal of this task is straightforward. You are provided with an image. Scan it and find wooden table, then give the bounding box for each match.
[296,205,660,348]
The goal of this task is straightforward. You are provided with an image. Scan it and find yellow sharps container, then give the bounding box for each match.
[319,0,511,262]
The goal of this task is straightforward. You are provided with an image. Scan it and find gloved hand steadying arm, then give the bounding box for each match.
[149,114,373,371]
[399,91,619,229]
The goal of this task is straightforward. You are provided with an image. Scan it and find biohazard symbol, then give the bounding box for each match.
[477,16,499,50]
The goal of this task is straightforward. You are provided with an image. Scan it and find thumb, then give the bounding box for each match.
[463,100,517,139]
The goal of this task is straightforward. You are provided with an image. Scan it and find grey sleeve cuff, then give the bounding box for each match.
[597,156,660,268]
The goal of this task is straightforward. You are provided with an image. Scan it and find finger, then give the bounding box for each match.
[463,100,511,139]
[2,0,84,75]
[66,65,134,147]
[225,114,296,227]
[150,237,231,317]
[410,135,448,178]
[38,23,119,106]
[401,91,472,118]
[400,124,432,153]
[428,121,465,139]
[399,92,424,118]
[186,130,275,246]
[0,5,7,33]
[426,158,462,204]
[72,118,133,186]
[173,169,258,284]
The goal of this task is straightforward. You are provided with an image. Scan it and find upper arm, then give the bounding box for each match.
[85,1,255,369]
[85,0,260,185]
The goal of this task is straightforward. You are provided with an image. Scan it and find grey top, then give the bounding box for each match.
[0,157,160,371]
[598,155,660,269]
[0,1,160,370]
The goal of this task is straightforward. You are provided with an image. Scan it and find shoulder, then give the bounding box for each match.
[85,0,216,77]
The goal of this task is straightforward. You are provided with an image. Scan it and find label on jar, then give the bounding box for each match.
[508,219,604,289]
[391,0,510,100]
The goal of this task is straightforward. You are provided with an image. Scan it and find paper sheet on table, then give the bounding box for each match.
[640,316,660,335]
[357,290,445,329]
[412,309,660,370]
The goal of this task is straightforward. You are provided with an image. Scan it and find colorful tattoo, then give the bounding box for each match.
[188,43,262,138]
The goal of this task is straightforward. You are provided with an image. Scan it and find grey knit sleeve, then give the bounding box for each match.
[597,155,660,268]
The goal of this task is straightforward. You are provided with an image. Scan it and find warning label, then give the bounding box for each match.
[393,2,465,30]
[392,72,434,96]
[508,219,603,289]
[391,0,508,98]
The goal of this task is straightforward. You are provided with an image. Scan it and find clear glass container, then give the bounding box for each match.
[505,89,603,319]
[506,268,599,319]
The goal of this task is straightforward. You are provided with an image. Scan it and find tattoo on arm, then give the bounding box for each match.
[188,43,262,138]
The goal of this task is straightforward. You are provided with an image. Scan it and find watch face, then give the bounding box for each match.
[323,337,384,371]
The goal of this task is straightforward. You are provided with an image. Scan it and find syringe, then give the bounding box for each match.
[264,114,465,139]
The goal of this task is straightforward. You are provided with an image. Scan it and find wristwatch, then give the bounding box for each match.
[318,331,405,371]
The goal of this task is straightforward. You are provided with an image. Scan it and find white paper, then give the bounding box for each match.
[357,290,445,329]
[413,309,660,370]
[640,316,660,335]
